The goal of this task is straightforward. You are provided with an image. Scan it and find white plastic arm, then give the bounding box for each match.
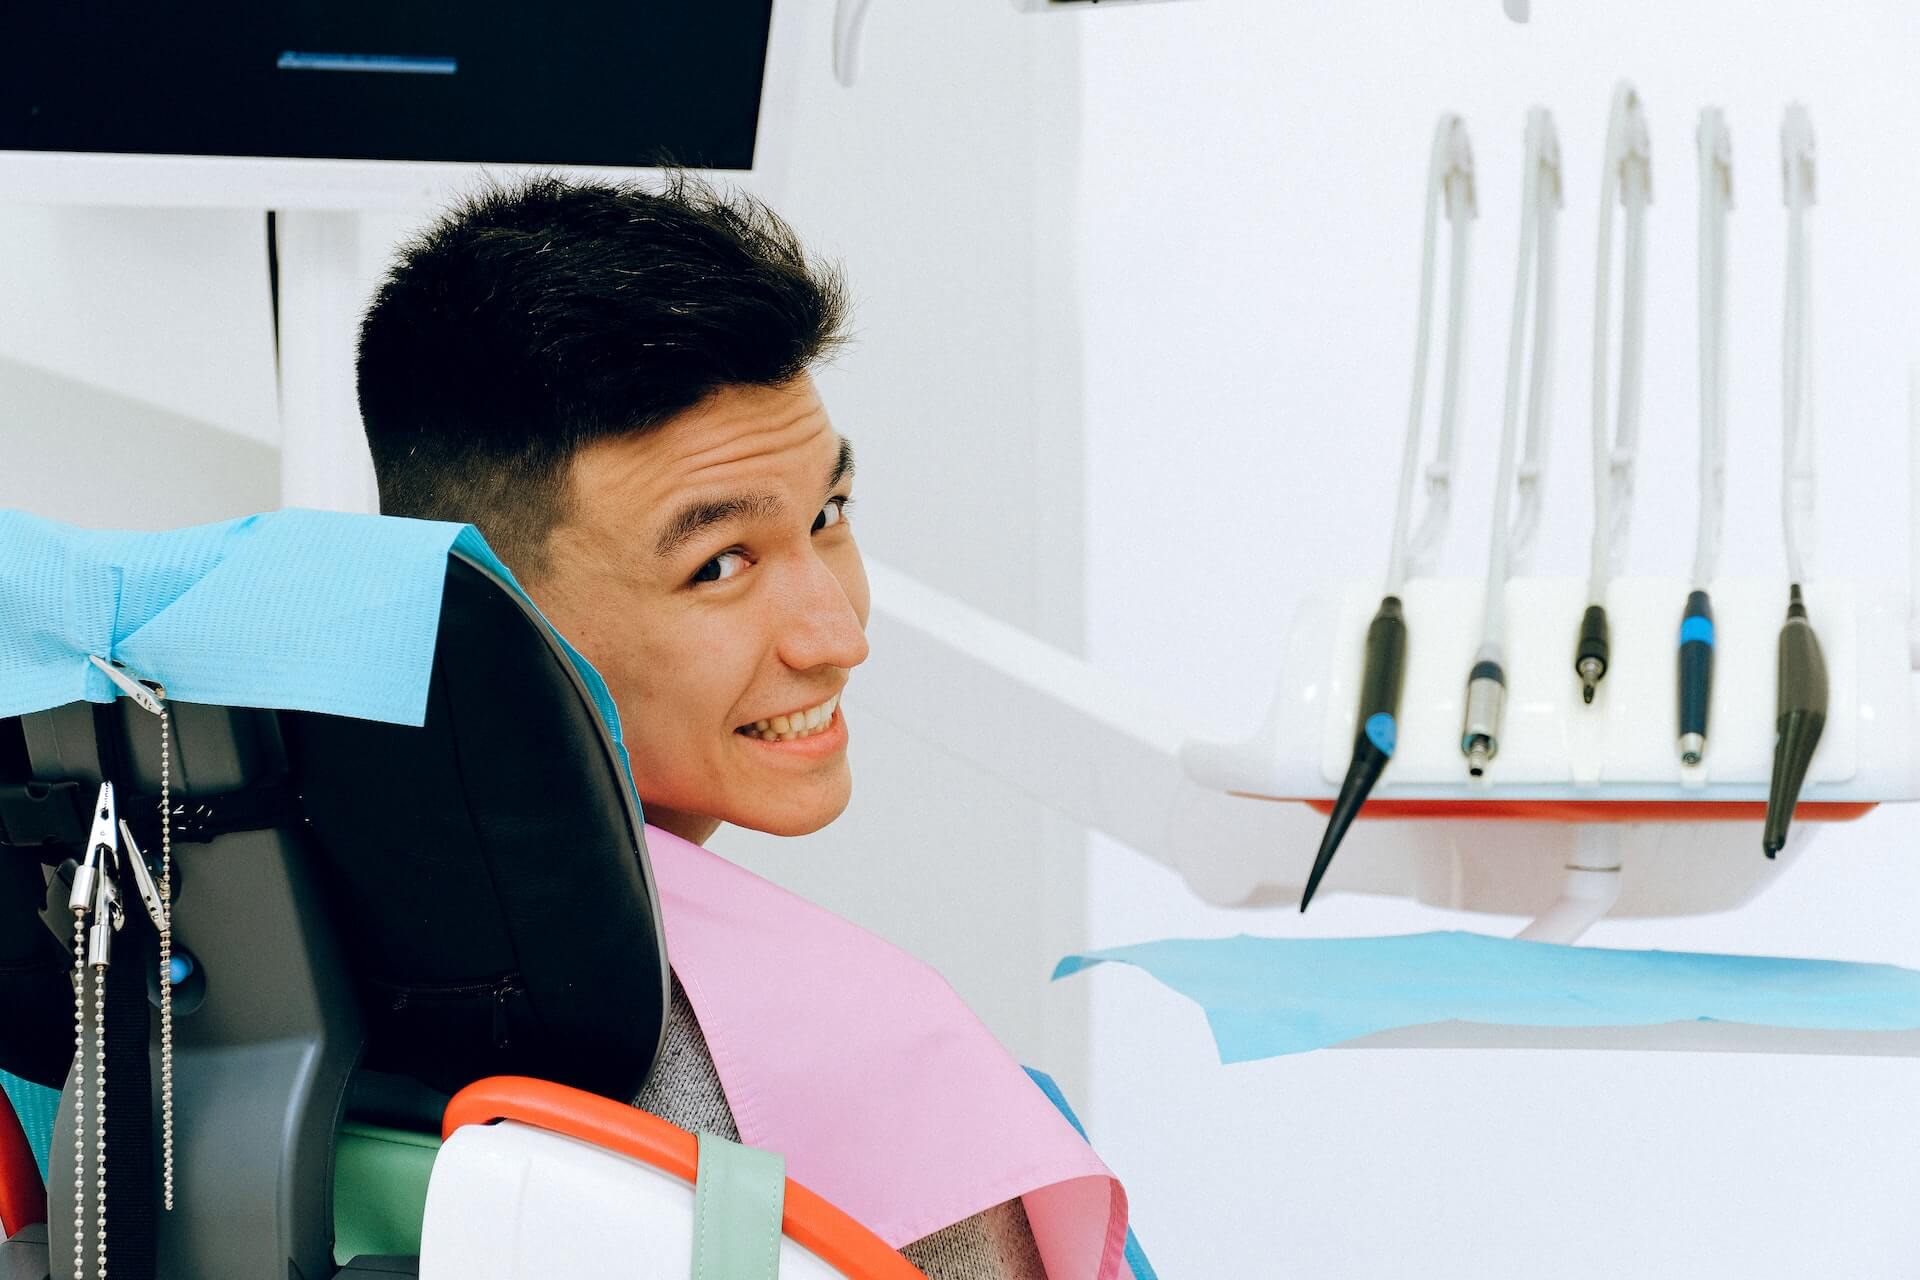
[859,560,1408,905]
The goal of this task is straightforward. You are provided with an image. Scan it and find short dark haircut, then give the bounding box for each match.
[356,173,849,576]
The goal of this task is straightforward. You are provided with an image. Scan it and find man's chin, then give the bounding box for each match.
[647,779,851,842]
[728,779,853,839]
[730,801,848,839]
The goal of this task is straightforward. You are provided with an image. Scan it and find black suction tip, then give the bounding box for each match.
[1302,736,1391,911]
[1763,586,1828,859]
[1304,598,1408,912]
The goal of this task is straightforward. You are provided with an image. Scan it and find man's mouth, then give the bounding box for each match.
[736,693,841,742]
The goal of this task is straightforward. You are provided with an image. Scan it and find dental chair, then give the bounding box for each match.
[0,551,922,1280]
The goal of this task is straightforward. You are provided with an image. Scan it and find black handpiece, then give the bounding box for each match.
[1575,604,1610,704]
[1763,585,1827,858]
[1302,597,1406,912]
[1676,590,1714,766]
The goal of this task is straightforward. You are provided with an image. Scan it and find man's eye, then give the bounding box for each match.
[692,550,748,585]
[812,495,853,534]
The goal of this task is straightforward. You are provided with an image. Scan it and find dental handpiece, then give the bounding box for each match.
[1575,605,1610,704]
[1301,597,1406,912]
[1676,590,1714,765]
[1460,647,1506,779]
[1763,585,1827,858]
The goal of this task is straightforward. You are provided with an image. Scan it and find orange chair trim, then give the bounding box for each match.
[444,1076,926,1280]
[1281,797,1878,824]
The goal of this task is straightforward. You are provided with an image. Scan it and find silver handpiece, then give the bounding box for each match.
[118,819,170,932]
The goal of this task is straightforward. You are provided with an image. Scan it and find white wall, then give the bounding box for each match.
[0,206,280,448]
[1077,1,1920,1274]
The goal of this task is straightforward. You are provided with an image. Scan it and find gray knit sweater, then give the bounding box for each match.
[633,975,1048,1279]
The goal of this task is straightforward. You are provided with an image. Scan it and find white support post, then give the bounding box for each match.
[274,210,379,514]
[1514,824,1624,944]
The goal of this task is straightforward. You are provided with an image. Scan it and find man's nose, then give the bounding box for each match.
[777,555,869,673]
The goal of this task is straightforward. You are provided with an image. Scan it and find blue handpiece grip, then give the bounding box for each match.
[1677,590,1714,746]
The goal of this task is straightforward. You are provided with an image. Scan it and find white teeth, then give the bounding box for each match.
[741,693,841,741]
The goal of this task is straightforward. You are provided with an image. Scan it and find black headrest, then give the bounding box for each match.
[0,550,668,1102]
[285,552,668,1099]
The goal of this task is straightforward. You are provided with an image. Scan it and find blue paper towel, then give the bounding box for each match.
[1053,931,1920,1063]
[0,508,634,791]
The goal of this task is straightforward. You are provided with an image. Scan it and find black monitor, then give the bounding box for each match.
[0,2,774,171]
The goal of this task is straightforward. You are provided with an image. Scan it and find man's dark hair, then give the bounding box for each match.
[357,173,848,576]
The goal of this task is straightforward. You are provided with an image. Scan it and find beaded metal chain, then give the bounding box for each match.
[69,672,177,1279]
[157,705,174,1209]
[93,960,106,1280]
[70,914,86,1280]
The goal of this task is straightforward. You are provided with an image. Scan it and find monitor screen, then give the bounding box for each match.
[0,2,775,170]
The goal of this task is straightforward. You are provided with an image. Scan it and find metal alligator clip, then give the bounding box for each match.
[89,654,167,715]
[70,782,117,917]
[118,819,170,933]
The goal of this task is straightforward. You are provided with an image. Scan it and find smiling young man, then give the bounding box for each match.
[354,177,1129,1279]
[538,382,866,846]
[357,179,869,854]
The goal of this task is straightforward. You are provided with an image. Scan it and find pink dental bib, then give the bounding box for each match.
[644,824,1129,1279]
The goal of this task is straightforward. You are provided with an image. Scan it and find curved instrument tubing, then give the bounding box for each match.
[1386,114,1477,597]
[1780,104,1818,590]
[1693,109,1734,594]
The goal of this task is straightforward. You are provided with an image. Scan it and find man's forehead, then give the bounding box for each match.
[576,383,839,502]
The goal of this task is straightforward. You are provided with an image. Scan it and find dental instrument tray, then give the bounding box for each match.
[1189,574,1910,814]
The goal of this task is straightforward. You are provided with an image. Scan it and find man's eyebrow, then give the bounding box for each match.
[654,492,785,560]
[827,437,856,492]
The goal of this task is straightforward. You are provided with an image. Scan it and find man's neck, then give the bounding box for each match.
[647,806,721,847]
